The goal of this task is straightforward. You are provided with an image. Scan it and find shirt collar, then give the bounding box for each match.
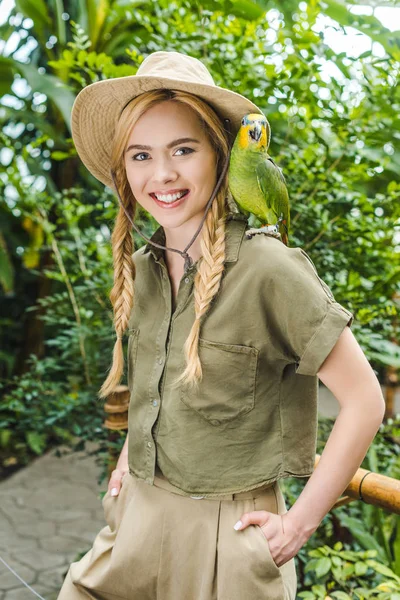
[142,212,248,264]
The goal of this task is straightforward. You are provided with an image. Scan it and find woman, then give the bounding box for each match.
[58,51,385,600]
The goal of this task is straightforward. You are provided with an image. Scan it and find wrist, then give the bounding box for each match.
[116,435,129,472]
[116,459,128,473]
[285,507,320,540]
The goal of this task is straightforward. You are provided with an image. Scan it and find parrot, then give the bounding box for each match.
[228,113,290,246]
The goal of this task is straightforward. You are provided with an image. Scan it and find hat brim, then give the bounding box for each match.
[70,74,266,188]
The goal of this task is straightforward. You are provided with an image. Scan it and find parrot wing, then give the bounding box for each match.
[255,158,289,209]
[255,157,290,245]
[266,156,287,186]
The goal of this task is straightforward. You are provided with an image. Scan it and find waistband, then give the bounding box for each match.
[144,463,277,501]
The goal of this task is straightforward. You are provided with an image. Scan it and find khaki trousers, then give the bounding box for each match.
[57,465,297,599]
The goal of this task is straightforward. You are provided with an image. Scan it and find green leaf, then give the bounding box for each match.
[26,431,48,454]
[0,232,14,294]
[54,0,67,46]
[339,515,386,562]
[315,557,332,577]
[87,0,109,47]
[322,0,400,59]
[365,560,400,581]
[17,63,75,132]
[0,429,13,448]
[15,0,52,30]
[331,592,353,600]
[354,561,368,576]
[51,151,71,160]
[0,56,16,96]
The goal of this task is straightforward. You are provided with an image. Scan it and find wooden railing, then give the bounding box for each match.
[314,454,400,515]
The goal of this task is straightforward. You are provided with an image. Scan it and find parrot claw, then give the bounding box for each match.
[245,225,282,240]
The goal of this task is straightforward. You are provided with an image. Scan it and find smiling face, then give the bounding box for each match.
[124,100,217,245]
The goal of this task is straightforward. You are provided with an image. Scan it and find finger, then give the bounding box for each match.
[108,472,124,496]
[233,510,271,530]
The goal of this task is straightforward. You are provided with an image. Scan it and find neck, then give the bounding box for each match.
[163,216,204,272]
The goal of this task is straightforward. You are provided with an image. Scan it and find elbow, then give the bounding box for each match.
[339,391,386,423]
[368,393,386,422]
[376,397,386,423]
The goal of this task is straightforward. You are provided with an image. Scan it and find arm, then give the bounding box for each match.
[233,326,385,567]
[108,432,129,496]
[286,325,385,538]
[116,431,129,472]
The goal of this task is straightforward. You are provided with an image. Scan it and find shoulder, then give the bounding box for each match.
[131,245,151,294]
[238,232,336,300]
[238,230,303,272]
[132,245,148,265]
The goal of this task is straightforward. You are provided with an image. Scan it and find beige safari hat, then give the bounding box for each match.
[70,50,267,189]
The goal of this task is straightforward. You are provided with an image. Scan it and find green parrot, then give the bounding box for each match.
[228,113,290,246]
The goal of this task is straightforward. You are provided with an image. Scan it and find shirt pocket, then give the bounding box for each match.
[127,328,140,391]
[180,338,258,426]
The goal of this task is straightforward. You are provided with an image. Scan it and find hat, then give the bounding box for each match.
[70,50,267,189]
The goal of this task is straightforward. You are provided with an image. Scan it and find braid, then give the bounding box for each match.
[173,196,228,388]
[98,204,136,400]
[104,88,233,394]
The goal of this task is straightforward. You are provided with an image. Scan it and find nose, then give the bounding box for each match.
[151,155,179,186]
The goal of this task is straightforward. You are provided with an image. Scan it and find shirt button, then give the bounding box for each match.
[152,400,158,407]
[184,277,190,283]
[210,419,221,426]
[147,441,152,448]
[158,358,163,364]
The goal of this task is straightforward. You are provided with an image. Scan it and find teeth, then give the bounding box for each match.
[154,190,187,202]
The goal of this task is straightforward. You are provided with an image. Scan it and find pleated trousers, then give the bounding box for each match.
[57,465,297,600]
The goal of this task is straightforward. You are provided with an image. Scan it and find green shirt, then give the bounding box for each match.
[127,212,354,497]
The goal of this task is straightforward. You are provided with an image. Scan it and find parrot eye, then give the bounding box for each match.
[241,117,247,126]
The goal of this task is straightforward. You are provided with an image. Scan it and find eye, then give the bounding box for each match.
[132,152,149,161]
[175,147,194,156]
[131,147,194,161]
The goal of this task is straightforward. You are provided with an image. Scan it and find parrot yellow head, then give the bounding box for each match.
[238,113,270,152]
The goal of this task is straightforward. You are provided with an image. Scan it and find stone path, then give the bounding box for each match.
[0,385,397,599]
[0,441,107,600]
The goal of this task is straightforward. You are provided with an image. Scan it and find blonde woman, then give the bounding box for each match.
[58,51,385,600]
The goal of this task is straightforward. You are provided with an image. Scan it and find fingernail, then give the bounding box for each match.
[111,488,118,496]
[233,520,243,530]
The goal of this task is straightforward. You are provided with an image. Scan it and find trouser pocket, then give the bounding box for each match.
[102,471,134,532]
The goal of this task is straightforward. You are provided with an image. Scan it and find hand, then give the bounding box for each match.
[233,510,307,568]
[108,467,128,497]
[109,433,129,497]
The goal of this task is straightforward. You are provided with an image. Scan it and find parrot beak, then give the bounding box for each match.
[249,122,262,142]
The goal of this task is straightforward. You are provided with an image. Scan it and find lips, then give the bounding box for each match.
[150,189,191,208]
[151,188,189,195]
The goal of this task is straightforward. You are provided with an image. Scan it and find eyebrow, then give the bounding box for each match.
[125,137,201,153]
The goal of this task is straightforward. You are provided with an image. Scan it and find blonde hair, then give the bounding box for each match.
[98,88,231,400]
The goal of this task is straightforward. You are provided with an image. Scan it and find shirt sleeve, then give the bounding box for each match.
[271,246,354,376]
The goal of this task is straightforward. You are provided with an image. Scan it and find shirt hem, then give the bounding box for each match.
[130,464,314,497]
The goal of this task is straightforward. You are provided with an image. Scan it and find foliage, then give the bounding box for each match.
[297,542,400,598]
[0,182,150,479]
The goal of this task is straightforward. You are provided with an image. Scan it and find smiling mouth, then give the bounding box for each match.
[150,190,190,204]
